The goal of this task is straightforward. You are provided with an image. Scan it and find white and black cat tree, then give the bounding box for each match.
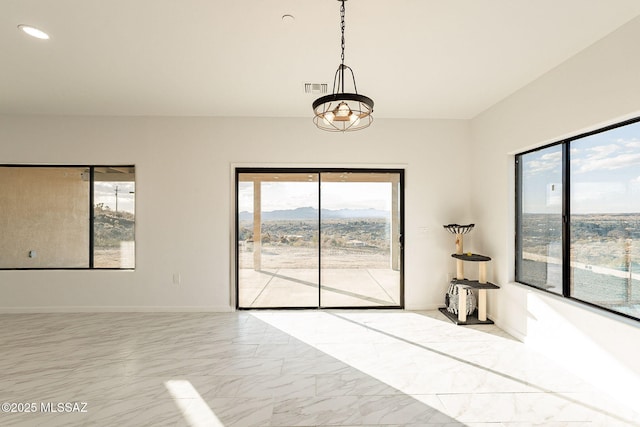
[440,224,499,325]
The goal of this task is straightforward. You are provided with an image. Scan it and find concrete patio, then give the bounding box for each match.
[238,268,401,308]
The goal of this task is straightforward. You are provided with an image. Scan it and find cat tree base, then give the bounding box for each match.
[438,308,495,325]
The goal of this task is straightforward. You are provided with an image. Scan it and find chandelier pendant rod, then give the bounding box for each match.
[340,0,346,94]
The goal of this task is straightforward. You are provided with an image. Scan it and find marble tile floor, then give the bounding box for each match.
[0,310,638,426]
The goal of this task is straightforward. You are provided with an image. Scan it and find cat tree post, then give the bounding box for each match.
[455,233,464,280]
[457,288,467,322]
[478,262,488,321]
[455,231,467,322]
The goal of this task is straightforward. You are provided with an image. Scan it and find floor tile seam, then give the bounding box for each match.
[56,372,285,378]
[423,391,556,396]
[310,393,408,398]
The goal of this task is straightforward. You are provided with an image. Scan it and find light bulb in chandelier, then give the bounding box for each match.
[323,111,335,125]
[336,102,351,117]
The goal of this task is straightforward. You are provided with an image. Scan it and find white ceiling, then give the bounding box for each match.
[2,0,640,119]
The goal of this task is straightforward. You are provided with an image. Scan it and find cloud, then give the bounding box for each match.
[585,143,620,159]
[541,151,562,161]
[624,140,640,149]
[570,138,640,173]
[94,182,135,213]
[616,136,640,145]
[524,150,561,175]
[577,152,640,173]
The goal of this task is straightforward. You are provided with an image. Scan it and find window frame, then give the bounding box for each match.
[515,116,640,323]
[234,167,405,310]
[515,142,565,296]
[0,164,136,270]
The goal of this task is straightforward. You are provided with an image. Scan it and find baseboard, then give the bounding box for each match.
[491,315,526,342]
[404,303,443,311]
[0,306,234,314]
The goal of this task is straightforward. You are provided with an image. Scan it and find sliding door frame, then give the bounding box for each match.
[235,167,404,310]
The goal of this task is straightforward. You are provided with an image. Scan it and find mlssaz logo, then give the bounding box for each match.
[40,402,88,413]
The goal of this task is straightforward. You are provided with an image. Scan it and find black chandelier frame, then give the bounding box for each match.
[312,0,374,132]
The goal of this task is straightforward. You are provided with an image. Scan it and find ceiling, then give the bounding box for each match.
[2,0,640,120]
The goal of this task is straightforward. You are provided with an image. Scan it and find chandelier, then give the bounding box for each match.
[312,0,374,132]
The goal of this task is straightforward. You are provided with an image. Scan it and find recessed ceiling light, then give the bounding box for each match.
[18,24,50,40]
[282,14,295,23]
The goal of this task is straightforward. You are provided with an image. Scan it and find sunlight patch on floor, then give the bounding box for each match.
[165,380,224,427]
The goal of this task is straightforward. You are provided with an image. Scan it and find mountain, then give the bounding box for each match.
[238,206,388,221]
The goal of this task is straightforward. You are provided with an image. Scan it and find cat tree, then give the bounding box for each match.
[440,224,499,325]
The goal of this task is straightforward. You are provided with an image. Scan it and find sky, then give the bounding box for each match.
[238,181,392,213]
[522,120,640,214]
[94,181,135,214]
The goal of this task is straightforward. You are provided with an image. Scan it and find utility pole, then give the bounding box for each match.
[115,185,119,212]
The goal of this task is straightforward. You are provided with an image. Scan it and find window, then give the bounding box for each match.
[236,168,404,309]
[0,165,135,269]
[93,167,136,268]
[516,118,640,321]
[516,145,563,295]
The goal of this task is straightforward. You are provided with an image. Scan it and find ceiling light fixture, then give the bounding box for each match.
[18,24,50,40]
[312,0,373,132]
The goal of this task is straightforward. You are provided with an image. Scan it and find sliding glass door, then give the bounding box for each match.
[237,172,319,308]
[236,169,403,309]
[320,172,402,307]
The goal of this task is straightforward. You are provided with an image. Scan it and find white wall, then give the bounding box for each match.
[0,116,471,312]
[470,16,640,410]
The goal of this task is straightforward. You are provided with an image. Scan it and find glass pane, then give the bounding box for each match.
[237,172,319,308]
[570,122,640,319]
[516,146,563,294]
[93,167,135,268]
[0,166,90,268]
[320,172,402,307]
